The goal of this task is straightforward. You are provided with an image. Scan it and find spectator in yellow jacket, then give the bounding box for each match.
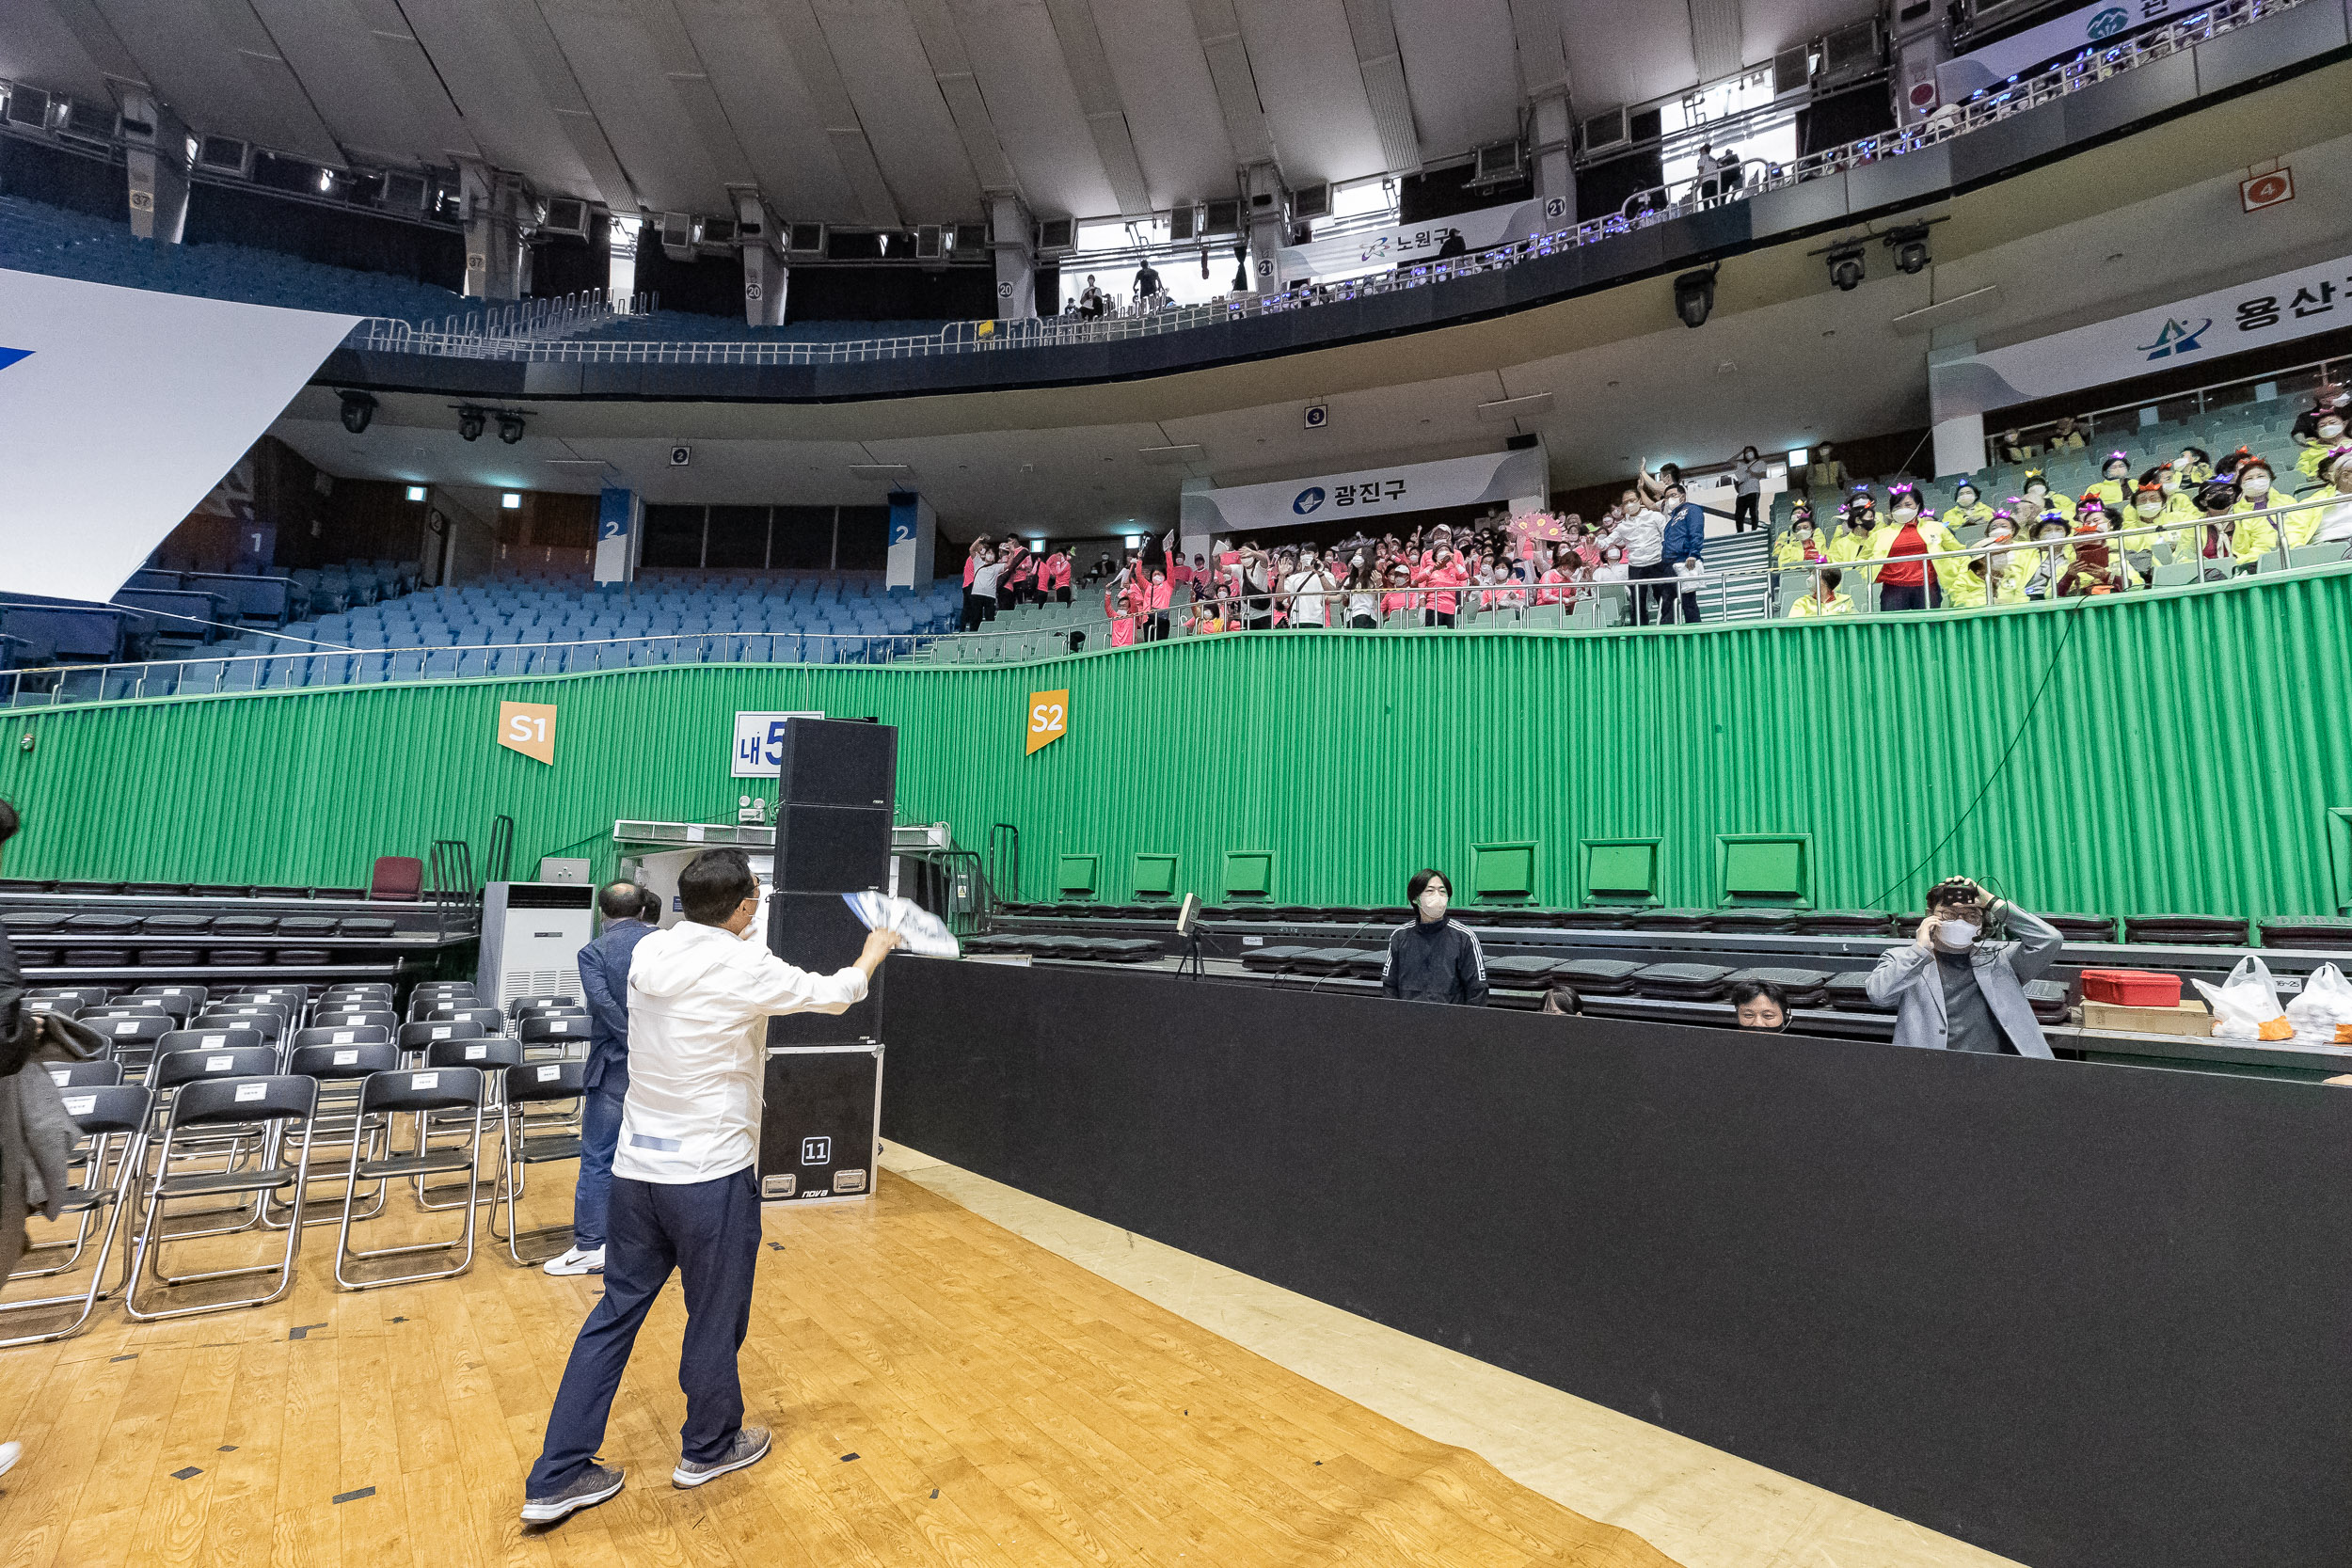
[2174,445,2215,485]
[1941,480,1994,534]
[1942,509,2031,605]
[1867,485,1965,598]
[1788,565,1856,617]
[1773,506,1830,566]
[2141,466,2201,529]
[2297,408,2345,481]
[2018,471,2074,521]
[1825,497,1880,576]
[2022,515,2073,599]
[2085,451,2134,512]
[2233,456,2317,549]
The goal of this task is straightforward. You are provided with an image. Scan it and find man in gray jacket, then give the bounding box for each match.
[1866,877,2061,1058]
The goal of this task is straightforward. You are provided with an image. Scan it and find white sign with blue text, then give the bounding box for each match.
[1180,446,1549,537]
[732,711,827,778]
[1929,250,2352,423]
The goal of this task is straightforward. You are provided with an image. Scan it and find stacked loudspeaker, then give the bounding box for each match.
[759,716,897,1202]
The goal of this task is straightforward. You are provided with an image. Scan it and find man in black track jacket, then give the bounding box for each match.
[1381,868,1488,1006]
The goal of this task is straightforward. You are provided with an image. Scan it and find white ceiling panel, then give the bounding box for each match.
[675,2,861,220]
[1389,0,1521,161]
[1090,0,1238,206]
[1232,0,1384,185]
[243,0,473,168]
[1555,0,1696,113]
[1740,0,1873,69]
[87,0,342,160]
[393,0,606,198]
[0,5,120,103]
[815,0,986,220]
[954,0,1115,218]
[541,8,729,214]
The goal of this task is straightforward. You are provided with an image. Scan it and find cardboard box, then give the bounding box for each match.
[2082,999,2212,1038]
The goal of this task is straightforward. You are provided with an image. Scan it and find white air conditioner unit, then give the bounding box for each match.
[915,223,946,265]
[1201,198,1240,236]
[1470,139,1525,187]
[196,135,250,174]
[948,223,987,261]
[1580,107,1627,155]
[697,214,737,254]
[379,170,429,213]
[1818,18,1884,88]
[660,211,698,260]
[58,98,115,146]
[541,196,590,237]
[1772,46,1814,97]
[475,882,595,1012]
[1290,182,1329,221]
[1035,216,1075,256]
[2,85,47,130]
[1168,202,1199,242]
[787,221,826,255]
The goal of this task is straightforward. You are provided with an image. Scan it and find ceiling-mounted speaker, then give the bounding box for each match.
[1169,202,1198,241]
[1772,46,1813,96]
[787,221,826,255]
[1035,216,1075,255]
[1580,107,1626,154]
[196,134,249,174]
[1202,198,1240,236]
[540,196,590,238]
[915,224,946,266]
[1290,182,1329,220]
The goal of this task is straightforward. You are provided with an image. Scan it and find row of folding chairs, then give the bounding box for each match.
[1,985,595,1342]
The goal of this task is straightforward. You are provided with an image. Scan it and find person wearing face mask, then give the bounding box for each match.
[1381,870,1487,1006]
[1145,564,1173,641]
[2022,515,2072,599]
[2120,480,2174,583]
[2234,454,2326,548]
[1940,481,1993,535]
[1413,545,1470,628]
[2016,470,2074,522]
[2175,445,2215,484]
[1773,503,1825,566]
[1865,877,2060,1057]
[1788,565,1854,617]
[1659,483,1707,624]
[1825,496,1879,578]
[2047,415,2087,451]
[1940,507,2026,607]
[2141,467,2200,531]
[1284,549,1335,629]
[1730,445,1768,531]
[1866,483,1959,612]
[2087,451,2134,512]
[2228,458,2290,560]
[2300,409,2347,482]
[2312,445,2352,544]
[1593,545,1629,584]
[2178,477,2251,578]
[1731,980,1791,1032]
[2055,499,2130,596]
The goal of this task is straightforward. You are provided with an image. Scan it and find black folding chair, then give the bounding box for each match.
[507,994,580,1020]
[291,1024,393,1052]
[130,985,207,1022]
[421,1004,507,1035]
[142,1045,285,1237]
[0,1084,151,1346]
[271,1040,405,1228]
[14,1060,128,1278]
[412,1039,522,1208]
[313,1008,397,1030]
[495,1059,588,1266]
[516,1012,589,1055]
[396,1019,485,1054]
[123,1075,317,1322]
[77,1011,176,1073]
[334,1067,486,1290]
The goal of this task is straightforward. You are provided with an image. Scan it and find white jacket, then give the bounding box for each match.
[613,921,867,1184]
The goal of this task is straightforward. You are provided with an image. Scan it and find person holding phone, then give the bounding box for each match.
[1866,877,2061,1057]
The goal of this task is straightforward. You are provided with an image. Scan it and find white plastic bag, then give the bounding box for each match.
[2190,954,2291,1041]
[2283,961,2352,1043]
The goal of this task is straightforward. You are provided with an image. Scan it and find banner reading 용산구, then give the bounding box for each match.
[0,267,359,602]
[1928,251,2352,423]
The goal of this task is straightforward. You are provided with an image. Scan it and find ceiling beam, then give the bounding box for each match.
[1337,0,1421,176]
[1184,0,1276,175]
[627,0,759,194]
[480,0,641,212]
[764,0,902,227]
[1041,0,1152,217]
[901,0,1022,199]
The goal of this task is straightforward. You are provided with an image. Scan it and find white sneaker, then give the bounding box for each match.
[542,1246,604,1276]
[0,1441,20,1481]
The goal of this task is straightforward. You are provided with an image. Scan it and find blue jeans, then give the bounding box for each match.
[570,1085,626,1251]
[528,1167,762,1494]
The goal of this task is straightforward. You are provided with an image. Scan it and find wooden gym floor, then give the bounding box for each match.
[0,1166,1677,1568]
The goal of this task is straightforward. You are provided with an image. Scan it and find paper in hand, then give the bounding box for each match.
[842,891,961,958]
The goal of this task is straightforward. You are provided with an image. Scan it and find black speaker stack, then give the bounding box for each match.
[763,716,898,1046]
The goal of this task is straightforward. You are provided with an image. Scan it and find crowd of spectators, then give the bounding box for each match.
[951,386,2352,641]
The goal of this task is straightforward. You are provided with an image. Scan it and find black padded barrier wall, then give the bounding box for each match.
[881,958,2352,1568]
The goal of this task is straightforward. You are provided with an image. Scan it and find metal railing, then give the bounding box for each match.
[1987,355,2350,466]
[7,496,2344,706]
[332,0,2311,372]
[353,288,660,353]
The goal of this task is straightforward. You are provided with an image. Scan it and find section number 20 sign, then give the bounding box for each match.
[1026,689,1068,755]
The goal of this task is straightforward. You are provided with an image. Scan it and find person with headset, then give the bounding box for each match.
[1866,877,2062,1057]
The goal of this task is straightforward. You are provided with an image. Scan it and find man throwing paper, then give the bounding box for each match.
[522,847,900,1524]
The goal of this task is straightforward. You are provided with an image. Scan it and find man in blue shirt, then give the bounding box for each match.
[543,880,659,1275]
[1660,483,1707,624]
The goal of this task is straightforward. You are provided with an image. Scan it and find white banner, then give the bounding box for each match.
[1180,447,1548,536]
[1930,251,2352,422]
[1276,200,1542,281]
[0,268,358,601]
[1937,0,2199,101]
[732,710,826,778]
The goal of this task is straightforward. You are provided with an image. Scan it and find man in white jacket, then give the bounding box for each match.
[522,848,899,1525]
